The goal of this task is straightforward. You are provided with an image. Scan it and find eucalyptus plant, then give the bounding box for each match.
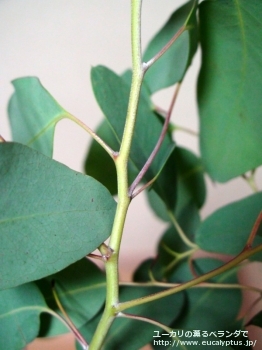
[1,1,262,349]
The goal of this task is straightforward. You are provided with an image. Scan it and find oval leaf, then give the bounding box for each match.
[147,189,170,222]
[147,147,205,221]
[174,147,206,214]
[198,1,262,181]
[8,77,70,157]
[0,142,116,290]
[0,283,47,349]
[196,192,262,255]
[37,258,106,337]
[143,0,198,93]
[84,120,119,195]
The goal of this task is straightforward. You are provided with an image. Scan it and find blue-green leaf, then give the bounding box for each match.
[196,192,262,255]
[37,258,106,337]
[0,142,116,290]
[84,120,119,195]
[0,283,47,349]
[8,77,70,158]
[198,0,262,181]
[143,0,198,93]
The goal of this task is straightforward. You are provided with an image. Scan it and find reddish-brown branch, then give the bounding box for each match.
[129,83,181,197]
[245,212,262,250]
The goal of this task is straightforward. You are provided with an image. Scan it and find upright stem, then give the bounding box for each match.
[88,1,143,349]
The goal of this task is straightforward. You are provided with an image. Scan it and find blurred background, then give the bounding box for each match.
[1,1,261,349]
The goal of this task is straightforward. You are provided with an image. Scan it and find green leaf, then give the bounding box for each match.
[147,147,205,221]
[0,142,116,290]
[78,286,184,350]
[152,147,177,210]
[170,259,243,338]
[37,258,106,337]
[198,0,262,181]
[0,283,47,349]
[84,120,118,195]
[174,147,206,214]
[91,65,175,207]
[147,189,170,222]
[196,192,262,255]
[143,0,198,93]
[8,77,70,158]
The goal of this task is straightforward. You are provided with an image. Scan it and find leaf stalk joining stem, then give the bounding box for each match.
[66,113,117,159]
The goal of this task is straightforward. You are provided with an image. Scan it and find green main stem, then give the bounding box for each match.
[87,1,261,348]
[88,1,143,349]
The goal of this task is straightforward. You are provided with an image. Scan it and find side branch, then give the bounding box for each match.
[119,281,262,294]
[246,212,262,249]
[143,26,186,73]
[129,83,181,197]
[117,244,262,312]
